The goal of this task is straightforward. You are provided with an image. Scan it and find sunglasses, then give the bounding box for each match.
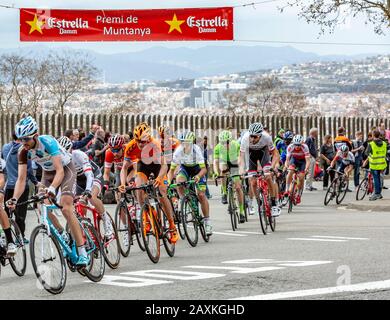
[111,147,122,153]
[20,135,35,142]
[137,139,149,145]
[250,135,260,139]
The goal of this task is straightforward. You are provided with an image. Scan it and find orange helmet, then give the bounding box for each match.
[134,122,151,141]
[158,125,172,138]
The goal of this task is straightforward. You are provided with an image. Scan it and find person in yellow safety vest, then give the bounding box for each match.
[364,130,388,201]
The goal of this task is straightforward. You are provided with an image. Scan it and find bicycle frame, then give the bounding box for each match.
[256,172,271,218]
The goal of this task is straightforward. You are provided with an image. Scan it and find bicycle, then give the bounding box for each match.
[112,185,145,257]
[247,170,276,235]
[286,168,303,214]
[132,177,176,264]
[276,168,288,207]
[74,196,120,269]
[324,168,349,205]
[215,174,244,231]
[169,180,210,247]
[18,195,105,294]
[356,169,374,201]
[0,208,27,278]
[167,183,186,240]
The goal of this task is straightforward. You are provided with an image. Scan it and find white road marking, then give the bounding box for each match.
[121,269,225,281]
[231,279,390,300]
[183,265,285,274]
[311,236,369,240]
[287,238,347,242]
[221,259,333,267]
[223,230,262,235]
[93,276,171,288]
[212,231,248,237]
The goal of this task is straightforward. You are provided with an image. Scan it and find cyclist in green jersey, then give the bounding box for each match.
[213,131,246,223]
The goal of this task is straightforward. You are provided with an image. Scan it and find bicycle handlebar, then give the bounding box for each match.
[16,194,63,209]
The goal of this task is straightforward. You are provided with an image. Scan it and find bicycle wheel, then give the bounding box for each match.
[324,180,337,206]
[161,209,175,257]
[243,194,249,222]
[9,219,27,277]
[170,194,186,240]
[99,213,121,269]
[199,218,210,243]
[114,202,132,257]
[30,225,67,295]
[356,178,368,201]
[81,218,105,282]
[336,178,348,204]
[257,192,268,235]
[140,204,160,264]
[228,187,237,231]
[180,196,199,247]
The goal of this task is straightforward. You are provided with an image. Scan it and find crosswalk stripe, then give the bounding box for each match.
[223,230,262,235]
[213,231,248,237]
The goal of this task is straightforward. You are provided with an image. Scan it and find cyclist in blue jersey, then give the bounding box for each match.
[6,116,89,267]
[276,131,293,165]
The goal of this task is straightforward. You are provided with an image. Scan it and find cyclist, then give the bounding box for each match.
[103,134,127,201]
[119,123,179,243]
[158,125,180,171]
[334,127,353,151]
[284,135,311,204]
[0,158,17,255]
[6,116,89,266]
[329,145,355,182]
[168,131,213,235]
[58,136,113,238]
[239,123,281,217]
[276,130,294,165]
[213,130,246,223]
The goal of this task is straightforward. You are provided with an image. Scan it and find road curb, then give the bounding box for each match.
[347,200,390,211]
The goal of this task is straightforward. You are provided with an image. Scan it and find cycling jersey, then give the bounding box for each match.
[171,144,205,169]
[72,150,102,193]
[334,151,355,166]
[124,138,162,165]
[286,144,310,160]
[334,136,352,151]
[104,147,125,172]
[240,131,274,171]
[18,135,71,171]
[213,140,240,166]
[276,141,288,163]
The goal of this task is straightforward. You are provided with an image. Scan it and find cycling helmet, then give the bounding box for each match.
[15,116,38,138]
[292,135,304,145]
[180,131,196,143]
[248,123,263,136]
[219,130,232,143]
[284,131,294,140]
[108,134,125,149]
[340,145,349,153]
[134,122,151,141]
[158,125,172,138]
[57,136,73,152]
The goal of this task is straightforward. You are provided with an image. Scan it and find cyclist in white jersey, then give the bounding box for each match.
[58,136,114,238]
[239,123,281,217]
[6,117,89,267]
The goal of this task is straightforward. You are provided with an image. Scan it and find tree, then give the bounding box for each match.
[46,51,99,117]
[246,76,282,116]
[272,90,311,116]
[106,86,143,115]
[283,0,390,35]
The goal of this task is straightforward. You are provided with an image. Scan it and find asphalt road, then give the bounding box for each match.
[1,182,390,300]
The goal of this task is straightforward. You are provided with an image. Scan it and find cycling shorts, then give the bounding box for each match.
[288,157,306,173]
[177,165,206,192]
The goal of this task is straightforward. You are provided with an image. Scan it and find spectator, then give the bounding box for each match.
[203,136,211,199]
[123,134,131,144]
[334,127,353,151]
[379,123,386,137]
[65,124,99,150]
[365,130,387,201]
[305,128,318,191]
[352,131,365,191]
[320,134,335,190]
[72,129,79,142]
[2,132,39,243]
[89,128,107,168]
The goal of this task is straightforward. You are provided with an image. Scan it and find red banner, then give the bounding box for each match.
[20,8,233,42]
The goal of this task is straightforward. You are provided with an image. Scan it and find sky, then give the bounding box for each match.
[1,0,389,56]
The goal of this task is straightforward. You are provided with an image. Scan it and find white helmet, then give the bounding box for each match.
[292,135,304,145]
[15,116,38,138]
[248,123,263,136]
[340,145,349,153]
[57,136,73,152]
